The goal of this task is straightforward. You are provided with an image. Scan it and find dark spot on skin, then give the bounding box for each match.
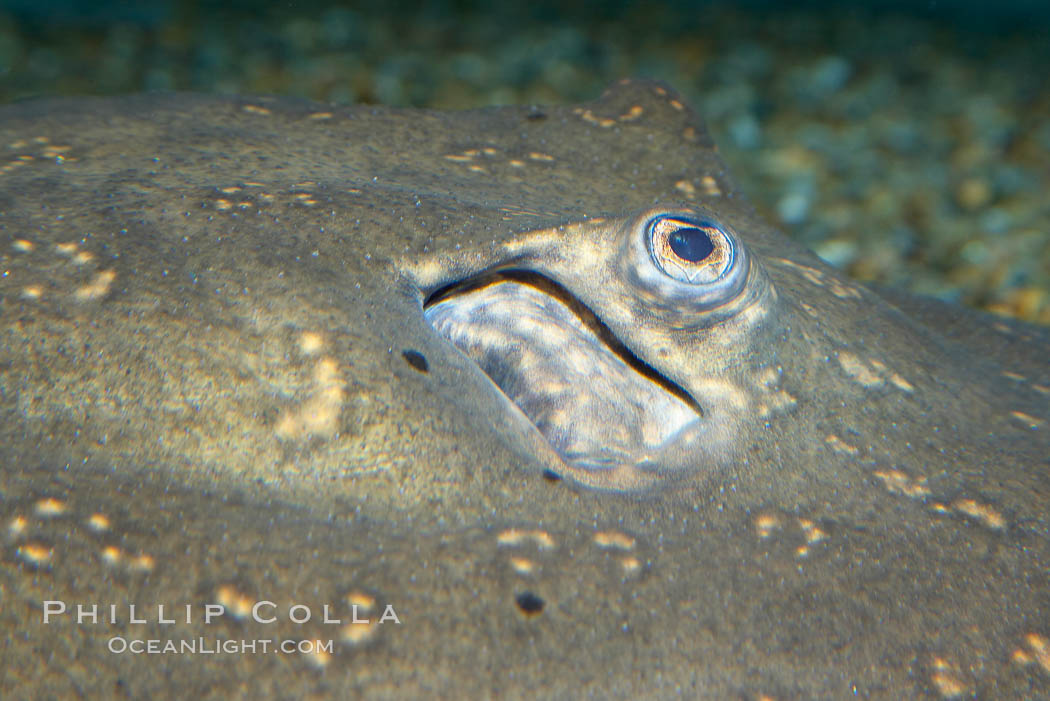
[526,110,547,121]
[515,591,545,615]
[402,349,429,373]
[542,469,562,483]
[669,227,715,262]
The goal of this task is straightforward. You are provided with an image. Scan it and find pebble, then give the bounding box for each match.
[956,177,993,211]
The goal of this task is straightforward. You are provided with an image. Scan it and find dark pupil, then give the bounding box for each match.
[668,227,714,262]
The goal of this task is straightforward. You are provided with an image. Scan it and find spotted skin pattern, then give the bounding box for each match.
[0,81,1048,698]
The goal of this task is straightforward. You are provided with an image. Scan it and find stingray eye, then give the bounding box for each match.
[649,216,735,285]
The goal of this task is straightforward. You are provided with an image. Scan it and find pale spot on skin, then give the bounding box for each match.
[303,641,333,669]
[674,180,697,197]
[73,269,116,302]
[794,518,827,558]
[756,394,797,419]
[220,186,242,194]
[527,152,554,162]
[12,239,34,252]
[298,331,324,356]
[754,513,781,539]
[755,367,779,386]
[496,528,555,550]
[21,285,43,300]
[34,497,67,516]
[468,165,487,174]
[829,280,862,299]
[342,592,379,645]
[700,175,721,196]
[241,105,272,116]
[620,556,642,574]
[1033,384,1050,396]
[72,251,94,265]
[129,553,155,572]
[98,545,154,570]
[800,268,825,287]
[754,367,796,417]
[573,108,617,128]
[509,556,535,575]
[824,434,858,455]
[17,542,53,565]
[486,227,564,258]
[343,620,379,645]
[1010,411,1044,429]
[837,352,884,388]
[1013,649,1033,664]
[214,198,232,210]
[733,297,773,330]
[930,656,969,698]
[769,257,829,289]
[798,518,826,544]
[403,257,450,289]
[347,591,376,610]
[1012,633,1050,672]
[593,531,636,550]
[87,513,110,532]
[952,498,1006,530]
[307,112,333,120]
[889,372,915,392]
[215,584,254,620]
[874,469,930,498]
[54,242,78,256]
[619,105,645,121]
[275,356,346,440]
[101,545,122,565]
[866,360,913,391]
[8,514,28,536]
[1001,371,1026,381]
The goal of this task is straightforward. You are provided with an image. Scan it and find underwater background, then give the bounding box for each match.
[2,0,1048,323]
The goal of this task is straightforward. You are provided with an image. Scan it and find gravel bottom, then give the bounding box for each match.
[1,2,1048,323]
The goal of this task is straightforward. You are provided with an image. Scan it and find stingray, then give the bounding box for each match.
[0,80,1047,698]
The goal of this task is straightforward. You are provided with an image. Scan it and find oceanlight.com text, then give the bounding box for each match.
[106,637,335,655]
